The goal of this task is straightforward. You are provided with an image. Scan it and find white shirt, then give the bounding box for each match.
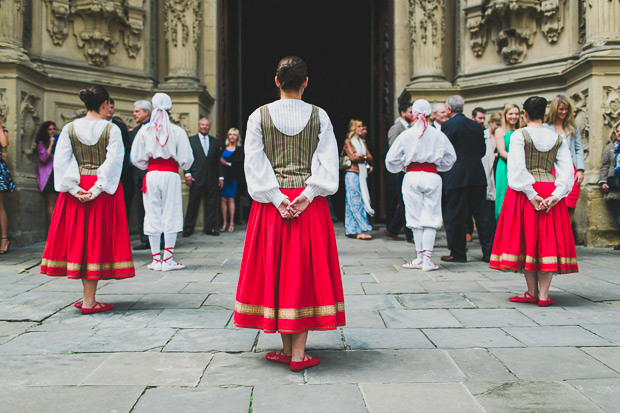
[244,99,339,207]
[54,118,124,197]
[482,128,497,201]
[130,123,194,171]
[507,126,573,200]
[399,118,410,130]
[385,122,456,174]
[199,132,209,155]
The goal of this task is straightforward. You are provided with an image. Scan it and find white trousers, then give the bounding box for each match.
[143,171,184,235]
[402,171,443,230]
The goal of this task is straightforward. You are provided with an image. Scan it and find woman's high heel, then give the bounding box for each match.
[0,237,10,254]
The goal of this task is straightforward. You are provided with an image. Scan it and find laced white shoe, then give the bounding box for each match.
[161,258,186,271]
[147,254,162,271]
[422,261,439,272]
[403,258,423,269]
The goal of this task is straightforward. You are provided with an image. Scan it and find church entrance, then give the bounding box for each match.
[218,0,394,220]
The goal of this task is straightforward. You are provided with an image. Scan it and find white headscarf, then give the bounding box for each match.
[145,93,173,147]
[411,99,431,138]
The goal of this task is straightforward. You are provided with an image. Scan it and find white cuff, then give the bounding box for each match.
[266,189,288,208]
[68,186,82,196]
[185,173,192,177]
[89,185,103,198]
[300,186,318,204]
[523,187,538,200]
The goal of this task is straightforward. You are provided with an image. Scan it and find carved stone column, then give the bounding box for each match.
[408,0,447,82]
[0,0,29,61]
[583,0,620,48]
[163,0,202,87]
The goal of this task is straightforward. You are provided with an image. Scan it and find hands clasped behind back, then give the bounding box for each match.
[278,194,310,220]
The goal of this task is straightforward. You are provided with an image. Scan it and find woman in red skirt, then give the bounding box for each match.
[41,85,134,314]
[234,56,344,371]
[490,96,578,306]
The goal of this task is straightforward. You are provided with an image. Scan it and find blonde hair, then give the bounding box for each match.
[488,112,502,124]
[502,104,523,131]
[347,119,363,140]
[545,95,575,136]
[225,128,242,147]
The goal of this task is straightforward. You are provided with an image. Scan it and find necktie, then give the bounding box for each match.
[201,135,209,156]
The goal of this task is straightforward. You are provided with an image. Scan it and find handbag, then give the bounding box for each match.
[339,147,351,170]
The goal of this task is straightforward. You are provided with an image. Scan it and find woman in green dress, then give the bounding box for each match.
[494,104,522,220]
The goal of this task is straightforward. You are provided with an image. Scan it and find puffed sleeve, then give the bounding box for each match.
[90,123,124,197]
[301,109,339,203]
[507,130,538,200]
[53,124,81,195]
[173,126,194,171]
[551,138,574,200]
[244,108,288,207]
[437,134,457,172]
[385,133,406,174]
[130,127,149,170]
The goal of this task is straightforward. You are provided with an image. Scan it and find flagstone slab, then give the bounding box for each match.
[252,384,367,413]
[450,309,538,328]
[568,378,620,413]
[179,282,237,295]
[463,292,520,308]
[447,348,516,382]
[469,381,603,413]
[361,383,481,413]
[490,347,619,380]
[581,347,620,372]
[82,352,212,386]
[426,271,488,282]
[29,308,107,332]
[74,327,176,352]
[147,309,232,329]
[0,386,145,413]
[163,328,257,352]
[93,309,162,330]
[0,354,111,386]
[398,293,474,309]
[306,350,465,383]
[343,295,403,311]
[504,326,613,347]
[0,320,36,336]
[0,291,81,321]
[420,280,488,293]
[516,305,620,327]
[581,324,620,345]
[423,328,524,348]
[0,330,93,355]
[31,278,90,292]
[362,281,425,294]
[342,310,386,328]
[257,328,343,351]
[343,328,434,349]
[202,293,235,310]
[200,352,304,386]
[133,386,252,413]
[131,293,208,309]
[381,309,461,328]
[553,276,620,302]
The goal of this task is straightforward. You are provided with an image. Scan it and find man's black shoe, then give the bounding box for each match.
[204,229,220,236]
[614,244,620,251]
[133,242,150,251]
[440,255,467,263]
[482,255,491,263]
[183,231,192,238]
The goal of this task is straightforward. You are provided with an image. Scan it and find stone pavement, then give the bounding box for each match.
[0,224,619,413]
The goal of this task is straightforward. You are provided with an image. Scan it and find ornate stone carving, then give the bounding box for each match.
[407,0,447,81]
[602,86,620,129]
[60,107,87,124]
[19,93,40,161]
[163,0,202,49]
[0,90,8,124]
[169,111,189,131]
[570,89,589,160]
[464,0,567,64]
[43,0,145,66]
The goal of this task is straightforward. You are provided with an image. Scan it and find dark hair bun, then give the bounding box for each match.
[79,85,110,112]
[276,56,308,92]
[79,89,94,104]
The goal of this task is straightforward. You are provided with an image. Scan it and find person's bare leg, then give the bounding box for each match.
[228,198,235,231]
[291,331,309,361]
[280,333,292,356]
[45,193,57,222]
[568,207,575,223]
[219,198,227,231]
[523,271,539,299]
[537,272,554,301]
[0,193,8,251]
[81,279,99,308]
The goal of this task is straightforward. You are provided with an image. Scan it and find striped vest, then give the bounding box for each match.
[260,105,320,189]
[523,128,562,183]
[68,122,111,175]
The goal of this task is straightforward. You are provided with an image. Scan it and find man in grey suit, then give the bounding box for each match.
[384,102,413,243]
[183,118,223,237]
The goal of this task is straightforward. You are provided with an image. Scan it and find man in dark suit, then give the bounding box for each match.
[129,100,152,250]
[105,99,133,216]
[183,118,223,237]
[384,102,413,243]
[440,95,487,262]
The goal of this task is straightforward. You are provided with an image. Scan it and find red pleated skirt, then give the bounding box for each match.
[565,166,581,209]
[41,175,135,280]
[234,188,345,334]
[489,182,578,274]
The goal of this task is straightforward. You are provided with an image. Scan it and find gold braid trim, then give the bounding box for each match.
[235,301,345,320]
[490,254,577,265]
[41,258,135,272]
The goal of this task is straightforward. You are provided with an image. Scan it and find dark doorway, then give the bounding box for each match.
[219,0,393,220]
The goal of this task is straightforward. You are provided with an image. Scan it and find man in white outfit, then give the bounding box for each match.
[386,99,457,271]
[130,93,194,271]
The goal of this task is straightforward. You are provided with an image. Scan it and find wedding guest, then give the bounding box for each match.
[494,104,522,220]
[36,121,59,223]
[219,128,244,233]
[599,123,620,250]
[0,112,16,254]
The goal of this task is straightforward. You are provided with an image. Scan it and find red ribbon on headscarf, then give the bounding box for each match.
[411,111,429,138]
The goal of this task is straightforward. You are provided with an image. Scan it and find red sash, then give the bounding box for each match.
[406,162,438,174]
[141,158,179,193]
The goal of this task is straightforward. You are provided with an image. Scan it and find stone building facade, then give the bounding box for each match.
[0,0,618,246]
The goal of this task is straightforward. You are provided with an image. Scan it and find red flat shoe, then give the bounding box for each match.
[538,297,555,307]
[265,351,292,364]
[74,301,83,308]
[81,302,114,315]
[508,292,538,303]
[290,354,320,372]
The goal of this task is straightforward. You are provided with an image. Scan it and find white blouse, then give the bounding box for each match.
[54,118,124,197]
[507,126,573,200]
[130,123,194,171]
[244,99,339,207]
[385,123,456,174]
